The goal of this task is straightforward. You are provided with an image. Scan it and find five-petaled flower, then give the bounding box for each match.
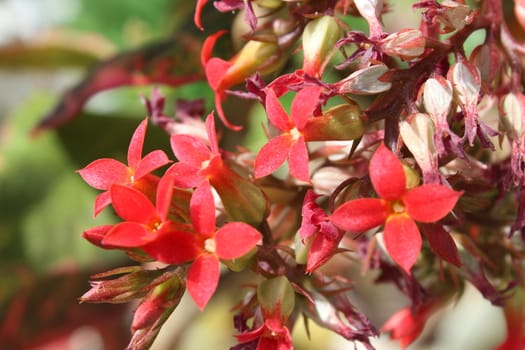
[329,143,462,273]
[255,86,322,182]
[78,118,171,216]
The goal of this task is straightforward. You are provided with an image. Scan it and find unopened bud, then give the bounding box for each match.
[449,62,481,108]
[380,29,425,61]
[303,103,364,141]
[335,63,391,95]
[258,276,295,320]
[439,0,474,32]
[302,15,342,77]
[354,0,383,37]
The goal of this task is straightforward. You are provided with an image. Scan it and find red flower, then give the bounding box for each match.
[78,118,170,216]
[167,113,221,188]
[236,313,293,350]
[381,302,437,348]
[330,143,462,273]
[184,183,262,309]
[254,86,322,182]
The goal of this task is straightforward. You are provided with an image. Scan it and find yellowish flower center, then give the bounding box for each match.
[204,238,216,253]
[289,127,302,141]
[390,200,405,214]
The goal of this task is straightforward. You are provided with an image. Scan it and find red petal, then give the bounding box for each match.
[330,198,388,233]
[156,172,175,221]
[187,254,220,310]
[369,143,406,200]
[291,86,321,130]
[254,135,293,179]
[404,184,461,222]
[110,184,157,223]
[82,225,113,248]
[420,224,462,267]
[205,57,231,91]
[93,191,112,217]
[383,215,422,273]
[194,0,209,31]
[134,150,170,180]
[265,88,292,131]
[78,158,129,190]
[190,183,216,236]
[215,222,261,259]
[170,134,211,167]
[102,222,152,248]
[205,113,220,155]
[214,91,242,131]
[142,225,199,264]
[288,136,310,182]
[201,30,227,66]
[306,231,343,273]
[127,119,147,169]
[164,162,203,188]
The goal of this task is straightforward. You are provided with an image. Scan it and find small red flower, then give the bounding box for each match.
[181,183,262,310]
[381,302,436,348]
[236,313,293,350]
[78,118,170,216]
[254,86,322,182]
[330,143,462,273]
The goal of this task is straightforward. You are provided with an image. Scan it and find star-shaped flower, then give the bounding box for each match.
[329,143,462,273]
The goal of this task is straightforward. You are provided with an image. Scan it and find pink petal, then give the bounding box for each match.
[265,88,293,131]
[142,225,199,264]
[369,144,406,200]
[170,134,211,167]
[134,150,171,180]
[110,184,157,223]
[187,254,220,310]
[78,158,129,190]
[254,135,293,179]
[102,222,152,248]
[164,162,203,188]
[206,57,231,91]
[190,183,216,236]
[215,222,261,259]
[93,191,112,217]
[291,86,322,130]
[127,119,147,169]
[420,224,461,267]
[404,184,462,222]
[383,215,422,273]
[288,136,310,182]
[330,198,388,233]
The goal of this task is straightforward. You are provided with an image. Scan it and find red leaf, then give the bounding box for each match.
[127,119,147,168]
[190,183,216,237]
[288,136,310,182]
[142,226,199,264]
[215,222,261,259]
[134,150,171,180]
[420,224,462,267]
[102,222,152,248]
[187,254,220,310]
[291,86,321,130]
[404,184,461,222]
[110,184,157,223]
[78,158,129,190]
[369,143,406,200]
[330,198,388,233]
[383,215,422,273]
[170,134,211,167]
[254,135,293,179]
[265,88,292,131]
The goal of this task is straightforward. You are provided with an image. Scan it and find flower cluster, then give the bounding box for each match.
[75,0,525,349]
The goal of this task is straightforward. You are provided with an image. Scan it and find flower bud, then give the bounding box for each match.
[423,76,452,119]
[302,15,342,77]
[439,0,474,32]
[258,276,295,320]
[255,0,282,9]
[379,29,425,61]
[335,63,391,95]
[302,103,364,141]
[449,61,480,108]
[354,0,383,38]
[502,92,525,139]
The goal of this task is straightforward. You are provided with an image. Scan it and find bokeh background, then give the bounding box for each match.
[0,0,512,349]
